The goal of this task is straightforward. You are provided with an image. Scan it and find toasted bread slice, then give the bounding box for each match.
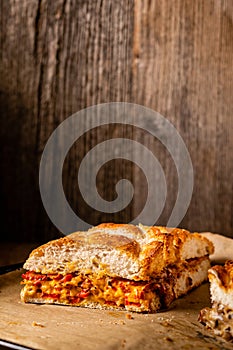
[23,223,213,281]
[208,260,233,310]
[199,260,233,342]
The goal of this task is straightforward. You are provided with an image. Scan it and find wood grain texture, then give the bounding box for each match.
[131,0,233,235]
[0,0,232,242]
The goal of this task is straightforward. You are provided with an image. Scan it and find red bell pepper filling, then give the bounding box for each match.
[22,271,161,308]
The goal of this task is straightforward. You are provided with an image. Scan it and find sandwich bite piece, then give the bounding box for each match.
[21,223,214,313]
[199,260,233,342]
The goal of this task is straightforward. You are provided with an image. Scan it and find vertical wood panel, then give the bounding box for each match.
[0,0,232,242]
[131,0,233,235]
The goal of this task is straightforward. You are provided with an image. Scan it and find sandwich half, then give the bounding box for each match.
[199,260,233,342]
[21,223,214,313]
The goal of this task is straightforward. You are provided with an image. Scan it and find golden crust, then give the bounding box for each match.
[139,225,214,256]
[209,260,233,290]
[139,241,165,278]
[90,223,144,238]
[24,223,214,280]
[30,231,140,262]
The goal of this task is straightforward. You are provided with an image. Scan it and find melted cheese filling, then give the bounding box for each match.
[21,271,161,311]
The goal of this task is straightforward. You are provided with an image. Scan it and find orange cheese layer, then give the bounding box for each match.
[21,271,163,310]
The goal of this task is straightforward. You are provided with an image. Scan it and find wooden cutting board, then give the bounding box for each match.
[1,269,233,350]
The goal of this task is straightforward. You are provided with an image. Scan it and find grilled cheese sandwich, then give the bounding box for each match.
[21,223,214,313]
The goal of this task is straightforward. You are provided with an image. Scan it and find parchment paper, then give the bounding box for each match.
[201,232,233,264]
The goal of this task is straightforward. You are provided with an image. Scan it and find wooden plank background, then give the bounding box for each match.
[0,0,232,243]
